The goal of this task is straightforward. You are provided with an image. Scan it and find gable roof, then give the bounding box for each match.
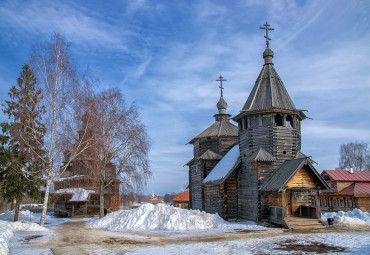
[199,149,222,160]
[260,157,330,192]
[246,148,276,163]
[336,182,370,196]
[202,145,240,186]
[173,190,189,202]
[322,170,370,182]
[189,119,238,144]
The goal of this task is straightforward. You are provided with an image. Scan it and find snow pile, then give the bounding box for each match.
[322,208,370,226]
[0,219,48,255]
[55,188,96,201]
[10,221,49,231]
[91,203,261,232]
[0,221,13,255]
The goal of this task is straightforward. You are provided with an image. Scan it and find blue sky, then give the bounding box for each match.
[1,0,369,195]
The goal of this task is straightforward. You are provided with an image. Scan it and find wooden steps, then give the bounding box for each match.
[284,216,326,230]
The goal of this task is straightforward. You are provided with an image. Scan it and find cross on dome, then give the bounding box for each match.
[260,22,274,48]
[216,75,227,97]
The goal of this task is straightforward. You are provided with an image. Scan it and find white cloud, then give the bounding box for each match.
[0,0,130,50]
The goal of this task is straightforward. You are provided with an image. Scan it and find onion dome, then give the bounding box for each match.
[217,96,227,114]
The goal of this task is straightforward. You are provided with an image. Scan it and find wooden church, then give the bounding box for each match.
[187,23,329,229]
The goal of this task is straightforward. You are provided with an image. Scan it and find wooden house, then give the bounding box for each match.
[318,170,370,212]
[187,23,330,229]
[173,190,189,209]
[54,115,120,217]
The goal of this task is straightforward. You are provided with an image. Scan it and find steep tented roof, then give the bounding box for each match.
[246,148,276,163]
[202,145,240,186]
[242,48,296,112]
[260,158,330,192]
[322,170,370,182]
[198,149,222,160]
[189,119,238,143]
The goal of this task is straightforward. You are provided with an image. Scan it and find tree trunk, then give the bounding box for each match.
[14,199,21,222]
[40,177,52,226]
[99,183,105,218]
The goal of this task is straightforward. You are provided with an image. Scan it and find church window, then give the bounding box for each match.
[239,121,242,132]
[244,117,248,129]
[285,115,293,127]
[274,114,283,126]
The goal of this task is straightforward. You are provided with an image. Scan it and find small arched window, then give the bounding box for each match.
[286,115,293,128]
[275,114,283,126]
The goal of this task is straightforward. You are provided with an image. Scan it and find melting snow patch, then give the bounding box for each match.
[90,203,265,232]
[322,208,370,226]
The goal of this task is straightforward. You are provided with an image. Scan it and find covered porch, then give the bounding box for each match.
[260,157,330,229]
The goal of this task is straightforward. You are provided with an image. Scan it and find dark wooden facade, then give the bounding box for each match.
[187,32,330,228]
[54,115,120,217]
[187,96,238,214]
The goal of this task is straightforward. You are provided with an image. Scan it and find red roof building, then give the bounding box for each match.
[319,170,370,212]
[173,191,189,209]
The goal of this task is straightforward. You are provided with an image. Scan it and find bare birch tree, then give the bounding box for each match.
[338,141,370,171]
[83,88,151,218]
[31,33,92,225]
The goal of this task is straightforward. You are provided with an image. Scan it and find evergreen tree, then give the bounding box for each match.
[0,64,46,221]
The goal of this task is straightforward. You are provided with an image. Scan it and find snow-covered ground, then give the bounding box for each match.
[0,210,69,255]
[85,232,370,255]
[1,206,369,255]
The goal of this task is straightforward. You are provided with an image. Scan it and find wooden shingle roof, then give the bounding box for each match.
[234,47,306,121]
[189,119,238,144]
[198,149,222,160]
[245,148,276,163]
[260,157,329,192]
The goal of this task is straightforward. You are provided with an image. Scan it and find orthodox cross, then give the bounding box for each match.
[260,22,274,48]
[216,75,227,97]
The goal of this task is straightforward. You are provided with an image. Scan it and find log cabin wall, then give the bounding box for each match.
[189,136,238,211]
[238,112,301,220]
[203,185,222,215]
[223,169,239,219]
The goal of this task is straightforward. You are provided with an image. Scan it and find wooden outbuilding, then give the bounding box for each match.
[319,170,370,212]
[54,115,120,217]
[173,190,190,209]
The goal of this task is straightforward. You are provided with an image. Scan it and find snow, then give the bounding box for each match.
[322,208,370,226]
[0,210,68,255]
[85,232,370,255]
[53,174,84,181]
[55,188,96,201]
[203,145,239,184]
[90,203,265,232]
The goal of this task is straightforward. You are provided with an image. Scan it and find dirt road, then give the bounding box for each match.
[31,219,370,254]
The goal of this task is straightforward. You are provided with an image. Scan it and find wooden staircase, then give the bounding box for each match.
[284,216,326,230]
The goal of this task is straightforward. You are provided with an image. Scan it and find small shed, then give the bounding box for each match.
[173,190,189,209]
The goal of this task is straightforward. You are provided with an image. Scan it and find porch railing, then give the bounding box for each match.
[269,206,286,221]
